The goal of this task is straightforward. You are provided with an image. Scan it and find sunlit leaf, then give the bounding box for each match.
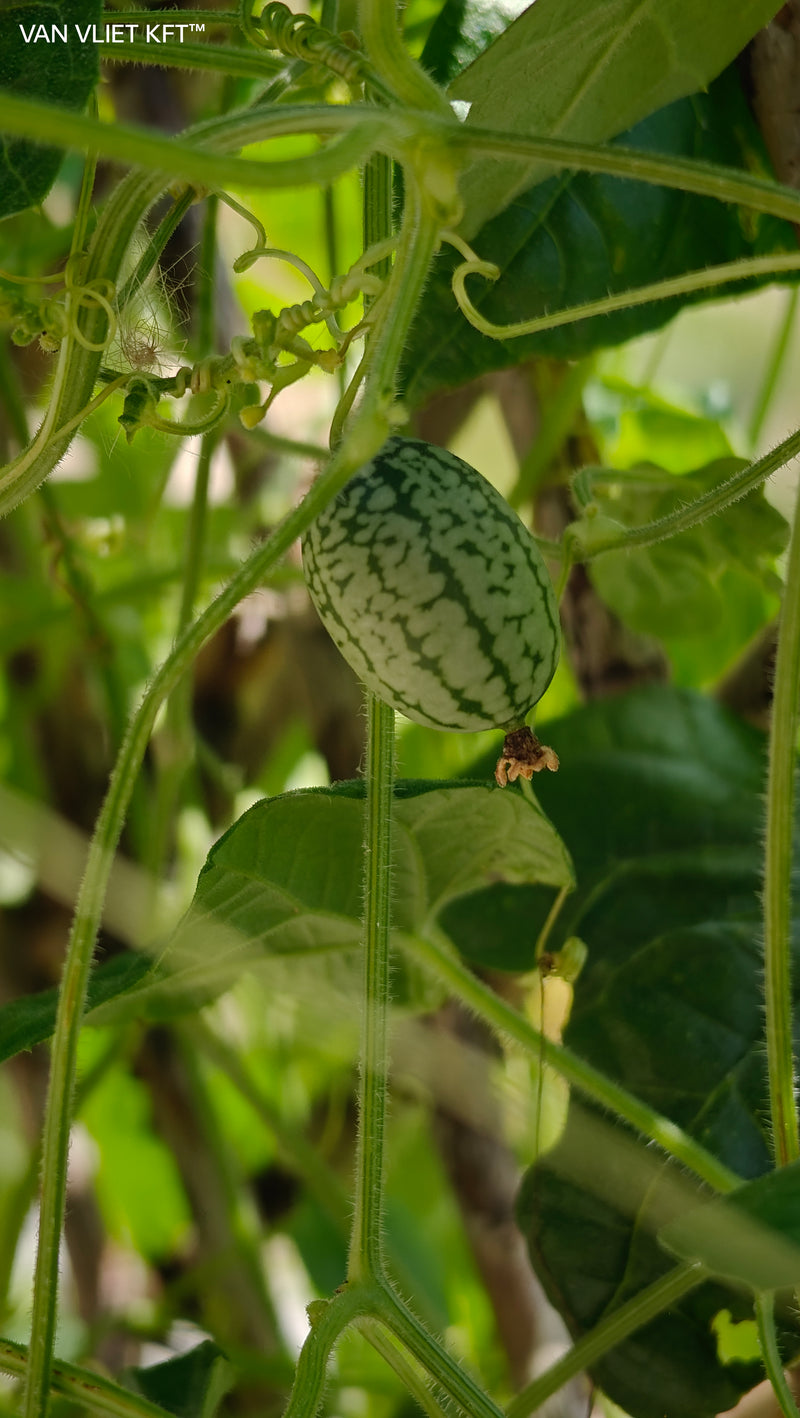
[451,0,786,238]
[94,781,572,1022]
[583,458,788,638]
[403,74,797,403]
[419,0,530,87]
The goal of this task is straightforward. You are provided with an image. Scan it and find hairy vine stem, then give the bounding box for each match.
[762,462,800,1168]
[281,1283,383,1418]
[21,426,375,1418]
[371,1281,505,1418]
[506,1263,705,1418]
[755,1293,800,1418]
[405,929,741,1195]
[450,247,800,342]
[357,0,450,114]
[348,149,396,1286]
[349,694,395,1281]
[1,1339,175,1418]
[574,424,800,562]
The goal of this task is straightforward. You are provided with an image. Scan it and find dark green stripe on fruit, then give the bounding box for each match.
[302,437,560,732]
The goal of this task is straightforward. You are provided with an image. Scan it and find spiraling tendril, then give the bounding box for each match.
[112,239,396,440]
[257,2,369,88]
[1,254,118,355]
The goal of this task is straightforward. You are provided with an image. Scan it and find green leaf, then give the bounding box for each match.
[403,73,797,404]
[419,0,530,87]
[589,382,736,474]
[444,685,771,979]
[101,781,572,1020]
[517,1107,781,1418]
[583,458,788,639]
[451,0,786,239]
[0,950,150,1064]
[660,1160,800,1291]
[0,0,101,218]
[448,684,800,1188]
[124,1342,234,1418]
[461,686,800,1416]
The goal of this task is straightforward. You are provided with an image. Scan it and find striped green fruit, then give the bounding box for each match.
[302,436,560,732]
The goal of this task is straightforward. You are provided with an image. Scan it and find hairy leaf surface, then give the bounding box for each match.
[0,0,101,218]
[451,0,785,238]
[517,1108,789,1418]
[89,781,572,1024]
[403,74,796,404]
[457,686,800,1416]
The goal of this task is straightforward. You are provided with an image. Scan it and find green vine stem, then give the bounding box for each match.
[357,1319,451,1418]
[110,8,235,23]
[20,459,377,1418]
[762,461,800,1168]
[144,442,217,881]
[358,0,450,115]
[755,1292,800,1418]
[282,1283,381,1418]
[8,92,800,518]
[348,147,396,1285]
[348,695,395,1281]
[372,1281,505,1418]
[506,1262,704,1418]
[21,160,442,1418]
[0,93,389,204]
[509,358,594,508]
[8,97,800,231]
[99,40,284,79]
[575,424,800,561]
[145,396,217,878]
[1,1339,173,1418]
[404,929,741,1195]
[748,289,799,448]
[444,122,800,235]
[115,190,196,317]
[452,249,800,342]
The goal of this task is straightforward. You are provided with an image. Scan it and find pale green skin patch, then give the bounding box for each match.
[302,437,560,732]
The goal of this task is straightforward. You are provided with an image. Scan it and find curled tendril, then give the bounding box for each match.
[233,245,325,293]
[233,245,342,342]
[239,0,271,50]
[118,375,230,442]
[2,287,67,350]
[439,229,502,336]
[109,245,386,442]
[146,389,231,437]
[63,255,119,352]
[218,194,268,255]
[0,266,65,286]
[234,242,393,352]
[258,2,368,87]
[1,255,119,353]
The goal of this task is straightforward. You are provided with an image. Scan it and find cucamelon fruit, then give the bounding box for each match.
[302,436,560,737]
